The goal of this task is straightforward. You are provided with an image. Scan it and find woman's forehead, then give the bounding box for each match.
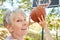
[13,13,26,19]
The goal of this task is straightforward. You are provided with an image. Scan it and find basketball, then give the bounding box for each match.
[30,6,46,23]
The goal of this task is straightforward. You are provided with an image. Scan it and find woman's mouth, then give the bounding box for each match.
[21,28,27,30]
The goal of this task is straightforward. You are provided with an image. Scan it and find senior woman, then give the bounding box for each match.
[3,9,53,40]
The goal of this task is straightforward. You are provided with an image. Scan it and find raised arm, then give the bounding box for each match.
[38,15,53,40]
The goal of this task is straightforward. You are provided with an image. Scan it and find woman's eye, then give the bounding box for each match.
[24,19,26,21]
[17,20,22,22]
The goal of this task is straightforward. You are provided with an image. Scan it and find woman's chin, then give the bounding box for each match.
[19,30,28,37]
[22,30,28,36]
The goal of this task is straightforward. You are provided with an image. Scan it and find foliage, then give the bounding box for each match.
[46,8,60,30]
[0,0,6,6]
[46,7,60,40]
[0,9,6,25]
[0,9,3,24]
[25,36,34,40]
[0,28,9,40]
[18,0,32,11]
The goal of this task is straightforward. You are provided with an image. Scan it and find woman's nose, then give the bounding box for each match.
[22,21,27,26]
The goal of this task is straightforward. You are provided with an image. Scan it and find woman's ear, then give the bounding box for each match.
[6,24,13,33]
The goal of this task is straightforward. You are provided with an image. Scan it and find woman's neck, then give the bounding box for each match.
[11,33,24,40]
[11,35,24,40]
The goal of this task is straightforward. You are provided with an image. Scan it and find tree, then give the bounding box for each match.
[46,7,60,40]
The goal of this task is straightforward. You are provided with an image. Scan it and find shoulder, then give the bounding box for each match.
[6,36,11,40]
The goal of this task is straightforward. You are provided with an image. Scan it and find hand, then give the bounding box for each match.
[38,15,53,40]
[38,15,47,28]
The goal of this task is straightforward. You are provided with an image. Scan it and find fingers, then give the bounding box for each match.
[38,15,45,22]
[38,17,41,22]
[41,15,44,21]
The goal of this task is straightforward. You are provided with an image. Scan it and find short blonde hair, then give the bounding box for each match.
[3,9,26,27]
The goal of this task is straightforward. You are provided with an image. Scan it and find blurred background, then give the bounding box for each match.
[0,0,60,40]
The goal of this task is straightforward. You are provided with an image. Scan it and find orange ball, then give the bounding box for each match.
[30,6,46,23]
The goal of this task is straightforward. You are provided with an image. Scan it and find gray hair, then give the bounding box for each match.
[3,9,26,27]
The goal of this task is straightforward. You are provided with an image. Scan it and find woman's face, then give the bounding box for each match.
[10,13,28,37]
